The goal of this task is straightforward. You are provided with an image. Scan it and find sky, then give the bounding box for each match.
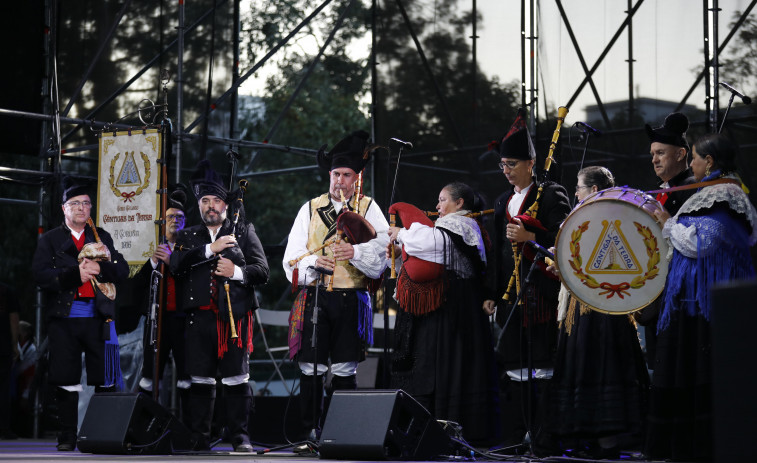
[478,0,755,125]
[240,0,756,129]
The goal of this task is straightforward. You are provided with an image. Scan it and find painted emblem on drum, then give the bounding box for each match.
[108,151,152,202]
[569,220,661,299]
[586,220,642,274]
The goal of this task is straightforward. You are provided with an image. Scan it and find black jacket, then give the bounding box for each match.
[170,218,269,319]
[32,223,128,319]
[660,168,697,216]
[490,181,571,325]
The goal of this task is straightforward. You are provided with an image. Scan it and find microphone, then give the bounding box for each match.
[308,265,334,276]
[527,240,555,261]
[575,121,602,137]
[719,82,752,105]
[390,138,414,149]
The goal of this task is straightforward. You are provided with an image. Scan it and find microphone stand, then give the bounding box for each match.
[257,265,332,456]
[383,142,408,386]
[719,93,736,134]
[308,265,332,451]
[496,246,551,455]
[147,269,162,392]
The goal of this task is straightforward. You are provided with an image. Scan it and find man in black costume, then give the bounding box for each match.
[31,178,129,451]
[635,112,696,370]
[170,161,269,452]
[483,109,570,449]
[135,189,190,421]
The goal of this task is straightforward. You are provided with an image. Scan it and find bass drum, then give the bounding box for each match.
[554,187,669,314]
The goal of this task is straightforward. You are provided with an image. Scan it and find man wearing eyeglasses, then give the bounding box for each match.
[133,189,191,423]
[484,110,570,450]
[31,178,128,451]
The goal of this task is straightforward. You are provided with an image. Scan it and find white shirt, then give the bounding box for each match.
[507,182,534,218]
[282,197,389,286]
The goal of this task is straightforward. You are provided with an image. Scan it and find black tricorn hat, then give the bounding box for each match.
[316,130,371,173]
[167,188,187,212]
[499,108,535,161]
[61,176,93,203]
[189,160,228,201]
[645,112,690,150]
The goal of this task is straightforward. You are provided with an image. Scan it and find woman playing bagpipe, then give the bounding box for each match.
[387,182,500,445]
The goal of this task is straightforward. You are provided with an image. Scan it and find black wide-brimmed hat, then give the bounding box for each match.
[189,160,228,201]
[316,130,371,173]
[499,108,535,161]
[61,176,93,203]
[168,188,187,212]
[645,112,690,150]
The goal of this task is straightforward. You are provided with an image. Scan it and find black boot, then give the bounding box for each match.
[224,384,253,452]
[299,373,324,440]
[177,387,191,426]
[187,383,216,451]
[55,388,78,451]
[330,374,357,391]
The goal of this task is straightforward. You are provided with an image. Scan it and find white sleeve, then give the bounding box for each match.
[663,216,698,258]
[397,222,447,264]
[282,202,319,285]
[348,201,390,279]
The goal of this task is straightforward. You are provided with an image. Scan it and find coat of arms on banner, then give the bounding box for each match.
[97,129,162,266]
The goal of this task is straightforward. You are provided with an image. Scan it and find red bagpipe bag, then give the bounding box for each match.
[389,202,445,315]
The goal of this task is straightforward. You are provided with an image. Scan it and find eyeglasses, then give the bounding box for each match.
[167,214,186,221]
[498,160,520,170]
[575,185,591,192]
[65,200,91,208]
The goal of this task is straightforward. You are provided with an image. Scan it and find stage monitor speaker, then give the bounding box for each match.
[319,389,453,460]
[712,279,757,463]
[77,392,193,454]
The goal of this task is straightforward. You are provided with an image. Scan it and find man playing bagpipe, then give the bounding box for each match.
[283,130,389,444]
[170,161,269,452]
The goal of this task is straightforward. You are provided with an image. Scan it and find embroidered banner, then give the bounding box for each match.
[97,129,161,266]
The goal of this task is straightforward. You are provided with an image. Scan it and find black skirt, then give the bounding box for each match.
[547,299,649,439]
[391,275,500,445]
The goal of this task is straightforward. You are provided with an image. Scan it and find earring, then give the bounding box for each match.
[705,164,711,177]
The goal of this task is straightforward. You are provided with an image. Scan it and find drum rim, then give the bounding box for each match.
[554,187,666,314]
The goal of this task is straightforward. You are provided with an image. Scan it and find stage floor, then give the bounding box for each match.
[0,438,676,463]
[0,438,325,463]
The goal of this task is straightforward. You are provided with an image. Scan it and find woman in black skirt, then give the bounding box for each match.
[545,166,649,458]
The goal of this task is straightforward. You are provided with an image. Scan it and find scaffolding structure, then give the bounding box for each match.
[1,0,756,438]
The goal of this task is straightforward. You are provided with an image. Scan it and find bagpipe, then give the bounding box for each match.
[81,217,116,300]
[220,179,249,339]
[388,202,446,315]
[287,205,378,293]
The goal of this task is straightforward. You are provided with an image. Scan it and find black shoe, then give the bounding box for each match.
[57,430,77,451]
[231,434,253,453]
[57,441,76,451]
